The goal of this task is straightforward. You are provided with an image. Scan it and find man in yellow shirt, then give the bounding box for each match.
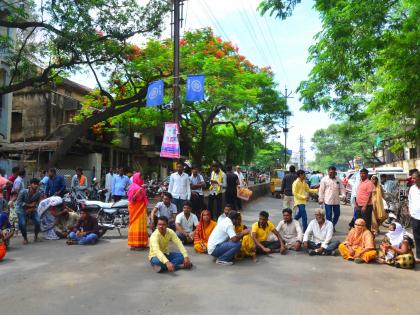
[149,216,192,273]
[251,211,286,255]
[292,170,318,232]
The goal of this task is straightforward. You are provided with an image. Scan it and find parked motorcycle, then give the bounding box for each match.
[87,199,130,236]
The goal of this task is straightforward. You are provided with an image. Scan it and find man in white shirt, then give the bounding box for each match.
[207,211,249,265]
[318,166,345,229]
[190,166,205,215]
[303,208,339,256]
[175,201,198,244]
[169,162,191,213]
[275,208,303,251]
[408,171,420,262]
[104,168,115,202]
[217,204,233,223]
[208,163,227,220]
[234,165,247,188]
[150,192,178,230]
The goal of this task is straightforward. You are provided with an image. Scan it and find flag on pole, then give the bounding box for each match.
[286,149,292,155]
[186,74,205,101]
[146,80,164,107]
[160,122,180,159]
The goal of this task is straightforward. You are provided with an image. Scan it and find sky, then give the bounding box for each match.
[72,0,335,161]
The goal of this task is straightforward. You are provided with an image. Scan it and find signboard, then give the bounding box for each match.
[160,122,180,159]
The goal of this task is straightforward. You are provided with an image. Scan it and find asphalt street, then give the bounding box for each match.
[1,195,419,315]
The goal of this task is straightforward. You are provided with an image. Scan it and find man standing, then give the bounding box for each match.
[251,211,286,255]
[112,168,130,202]
[207,211,248,265]
[67,209,99,245]
[104,168,115,202]
[281,165,298,210]
[408,171,420,263]
[208,163,226,220]
[190,166,205,215]
[168,161,191,213]
[235,165,247,188]
[149,216,192,273]
[303,208,339,256]
[225,165,240,211]
[175,201,198,244]
[292,170,318,231]
[275,208,303,251]
[45,168,66,197]
[12,169,25,195]
[150,192,178,231]
[71,168,89,199]
[6,166,19,200]
[319,166,345,230]
[355,168,375,230]
[309,171,321,189]
[15,178,42,244]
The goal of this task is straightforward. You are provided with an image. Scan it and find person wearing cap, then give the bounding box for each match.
[15,178,42,244]
[303,208,339,256]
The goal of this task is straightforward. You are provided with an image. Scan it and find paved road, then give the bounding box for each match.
[1,196,419,315]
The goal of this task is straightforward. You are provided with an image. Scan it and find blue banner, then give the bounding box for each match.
[287,149,292,155]
[146,80,164,107]
[186,74,205,102]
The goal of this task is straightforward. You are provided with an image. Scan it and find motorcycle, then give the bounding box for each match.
[88,178,107,201]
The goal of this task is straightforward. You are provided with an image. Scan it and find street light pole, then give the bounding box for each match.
[280,87,293,168]
[173,0,181,124]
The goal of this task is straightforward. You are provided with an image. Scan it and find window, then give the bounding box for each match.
[11,112,23,133]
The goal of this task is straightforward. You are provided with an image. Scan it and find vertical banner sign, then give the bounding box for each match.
[186,74,205,101]
[160,122,180,159]
[146,80,164,107]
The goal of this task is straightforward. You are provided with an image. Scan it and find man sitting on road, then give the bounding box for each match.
[175,201,198,244]
[149,216,192,273]
[303,208,339,256]
[251,211,286,255]
[274,208,303,251]
[67,209,99,245]
[150,192,177,231]
[207,210,249,266]
[217,204,233,223]
[54,206,79,239]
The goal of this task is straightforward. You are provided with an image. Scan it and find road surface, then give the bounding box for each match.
[1,196,419,315]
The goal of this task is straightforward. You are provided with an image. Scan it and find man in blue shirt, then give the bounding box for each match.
[16,178,42,244]
[45,168,66,197]
[112,168,130,202]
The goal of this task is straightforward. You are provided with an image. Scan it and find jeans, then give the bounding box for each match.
[150,252,185,271]
[17,211,40,240]
[308,240,340,255]
[294,204,308,232]
[176,231,193,244]
[173,198,187,213]
[325,204,340,226]
[354,205,373,230]
[211,241,241,262]
[208,193,223,220]
[68,231,98,245]
[412,217,420,259]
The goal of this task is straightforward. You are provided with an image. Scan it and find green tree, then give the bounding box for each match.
[252,141,288,171]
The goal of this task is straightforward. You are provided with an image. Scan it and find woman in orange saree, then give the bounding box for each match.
[127,172,149,250]
[194,209,216,253]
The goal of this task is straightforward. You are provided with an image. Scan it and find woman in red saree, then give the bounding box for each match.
[127,173,149,250]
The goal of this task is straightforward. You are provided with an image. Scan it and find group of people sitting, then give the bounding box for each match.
[147,200,416,273]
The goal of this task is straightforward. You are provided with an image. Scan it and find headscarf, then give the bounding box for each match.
[386,222,405,247]
[194,210,215,242]
[346,218,375,249]
[127,172,148,204]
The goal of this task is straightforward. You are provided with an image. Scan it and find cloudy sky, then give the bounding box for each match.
[72,0,335,160]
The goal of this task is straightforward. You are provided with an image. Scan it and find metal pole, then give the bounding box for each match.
[173,0,181,124]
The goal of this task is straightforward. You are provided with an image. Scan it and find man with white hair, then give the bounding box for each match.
[303,208,339,256]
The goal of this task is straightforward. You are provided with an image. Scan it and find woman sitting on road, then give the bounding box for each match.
[338,218,377,263]
[377,222,415,269]
[194,209,217,254]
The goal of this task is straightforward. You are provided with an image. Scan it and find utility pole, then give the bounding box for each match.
[172,0,183,124]
[279,87,293,168]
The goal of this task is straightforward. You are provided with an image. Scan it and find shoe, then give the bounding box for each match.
[308,250,317,256]
[152,265,162,273]
[354,258,363,264]
[216,259,234,266]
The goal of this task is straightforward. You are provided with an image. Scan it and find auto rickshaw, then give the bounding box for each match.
[270,168,286,198]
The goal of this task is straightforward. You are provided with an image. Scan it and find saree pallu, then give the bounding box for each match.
[194,220,216,254]
[128,200,148,247]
